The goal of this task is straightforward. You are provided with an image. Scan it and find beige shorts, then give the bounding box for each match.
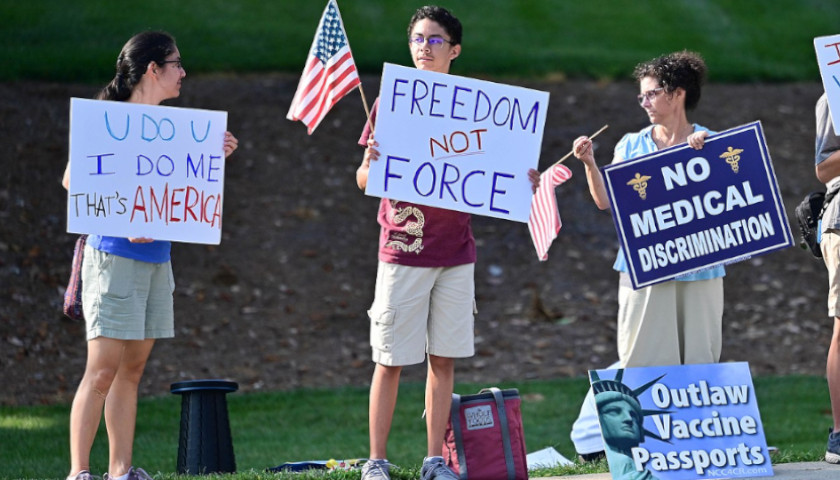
[81,244,175,341]
[822,230,840,317]
[367,262,476,366]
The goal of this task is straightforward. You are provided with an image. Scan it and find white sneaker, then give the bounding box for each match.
[361,459,391,480]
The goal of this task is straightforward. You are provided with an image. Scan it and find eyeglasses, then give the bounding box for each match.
[159,59,184,70]
[409,35,452,48]
[637,87,665,105]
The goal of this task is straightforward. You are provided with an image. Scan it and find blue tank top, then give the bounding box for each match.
[87,235,171,263]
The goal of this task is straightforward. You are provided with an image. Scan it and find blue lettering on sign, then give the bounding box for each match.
[493,97,511,127]
[414,162,436,197]
[141,114,175,142]
[474,90,491,123]
[136,154,175,177]
[513,99,540,134]
[388,78,541,133]
[462,171,485,207]
[391,78,409,112]
[207,155,222,182]
[186,154,223,181]
[489,172,514,214]
[87,153,116,176]
[382,153,515,213]
[384,155,410,191]
[191,120,211,142]
[440,162,461,201]
[451,86,471,120]
[187,154,205,179]
[429,82,446,118]
[104,112,129,141]
[412,79,429,115]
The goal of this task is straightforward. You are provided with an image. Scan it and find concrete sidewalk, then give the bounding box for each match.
[548,461,838,480]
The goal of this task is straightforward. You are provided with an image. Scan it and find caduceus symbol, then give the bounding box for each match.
[719,146,744,173]
[626,173,652,200]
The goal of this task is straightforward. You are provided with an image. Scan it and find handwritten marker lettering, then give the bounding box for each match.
[68,98,228,244]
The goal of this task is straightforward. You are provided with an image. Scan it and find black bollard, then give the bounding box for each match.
[170,379,239,475]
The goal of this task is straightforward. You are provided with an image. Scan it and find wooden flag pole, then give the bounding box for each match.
[550,124,609,169]
[357,84,374,134]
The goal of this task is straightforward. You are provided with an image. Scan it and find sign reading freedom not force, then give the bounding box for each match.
[365,63,549,223]
[67,98,228,244]
[603,122,793,289]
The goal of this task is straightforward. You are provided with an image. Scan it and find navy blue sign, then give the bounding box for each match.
[603,122,793,289]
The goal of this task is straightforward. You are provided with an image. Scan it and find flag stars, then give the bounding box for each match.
[314,9,348,63]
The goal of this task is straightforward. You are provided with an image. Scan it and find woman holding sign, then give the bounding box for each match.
[355,6,538,480]
[61,31,238,480]
[573,51,725,369]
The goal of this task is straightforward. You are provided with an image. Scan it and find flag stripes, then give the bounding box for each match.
[287,0,360,134]
[529,164,573,261]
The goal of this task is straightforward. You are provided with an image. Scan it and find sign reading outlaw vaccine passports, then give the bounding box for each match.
[590,362,772,480]
[67,98,228,244]
[603,121,793,289]
[365,63,548,223]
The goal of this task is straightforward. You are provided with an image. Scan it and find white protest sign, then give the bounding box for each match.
[67,98,228,244]
[815,34,840,134]
[365,63,549,223]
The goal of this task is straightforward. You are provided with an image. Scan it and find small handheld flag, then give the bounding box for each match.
[287,0,361,134]
[528,125,607,260]
[528,164,573,261]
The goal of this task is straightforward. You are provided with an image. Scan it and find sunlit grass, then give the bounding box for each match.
[0,0,836,83]
[0,413,62,430]
[0,375,831,479]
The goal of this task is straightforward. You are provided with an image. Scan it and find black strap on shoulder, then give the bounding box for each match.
[820,183,840,220]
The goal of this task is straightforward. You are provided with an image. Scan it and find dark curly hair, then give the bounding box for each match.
[407,5,462,46]
[97,31,177,102]
[633,50,706,111]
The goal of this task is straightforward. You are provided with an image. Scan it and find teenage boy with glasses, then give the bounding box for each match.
[355,6,538,480]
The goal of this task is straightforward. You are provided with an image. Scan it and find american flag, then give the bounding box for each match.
[528,164,573,261]
[287,0,360,134]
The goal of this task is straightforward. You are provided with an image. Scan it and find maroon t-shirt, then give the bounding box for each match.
[359,99,476,267]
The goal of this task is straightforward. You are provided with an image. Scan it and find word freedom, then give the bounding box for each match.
[389,78,541,133]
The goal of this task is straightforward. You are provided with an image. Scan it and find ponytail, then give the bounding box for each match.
[96,31,176,102]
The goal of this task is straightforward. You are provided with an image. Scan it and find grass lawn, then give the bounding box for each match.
[0,375,831,479]
[1,0,837,83]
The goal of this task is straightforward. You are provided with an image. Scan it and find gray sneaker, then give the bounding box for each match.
[361,459,391,480]
[68,471,101,480]
[103,467,154,480]
[420,456,458,480]
[827,428,840,464]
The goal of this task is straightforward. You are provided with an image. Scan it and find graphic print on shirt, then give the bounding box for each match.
[385,201,425,254]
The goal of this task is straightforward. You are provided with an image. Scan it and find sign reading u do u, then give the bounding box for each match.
[603,122,793,289]
[365,63,549,223]
[66,98,228,244]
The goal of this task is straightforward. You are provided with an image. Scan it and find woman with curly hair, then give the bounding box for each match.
[572,51,725,368]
